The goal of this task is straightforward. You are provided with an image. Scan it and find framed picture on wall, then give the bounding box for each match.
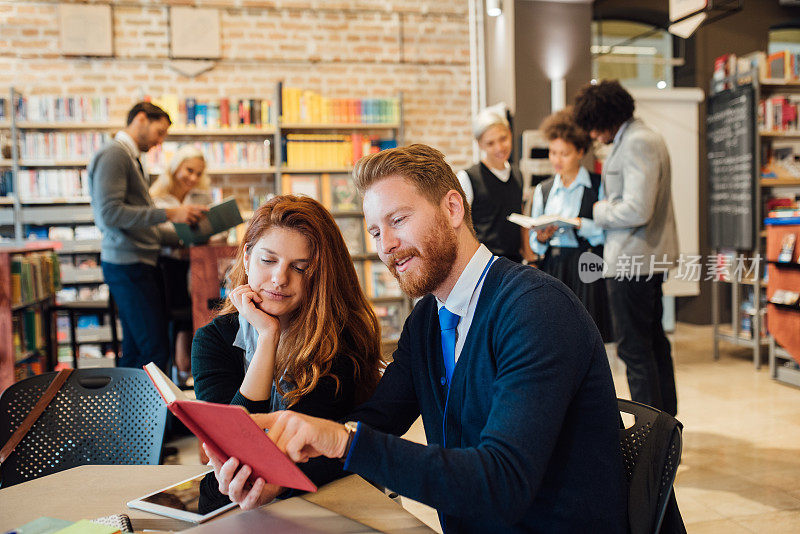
[59,4,113,57]
[170,7,221,59]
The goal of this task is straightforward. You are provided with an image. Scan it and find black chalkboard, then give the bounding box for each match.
[706,84,756,250]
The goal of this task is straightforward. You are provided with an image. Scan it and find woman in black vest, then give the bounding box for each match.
[529,110,613,341]
[456,107,524,262]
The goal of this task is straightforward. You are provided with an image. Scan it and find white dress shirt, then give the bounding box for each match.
[528,166,605,255]
[456,161,511,205]
[435,244,496,363]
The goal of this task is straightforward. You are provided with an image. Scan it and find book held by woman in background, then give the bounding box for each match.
[507,213,578,231]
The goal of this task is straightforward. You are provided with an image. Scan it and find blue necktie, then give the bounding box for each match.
[438,306,461,386]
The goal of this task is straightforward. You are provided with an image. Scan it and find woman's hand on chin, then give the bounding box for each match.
[229,284,281,340]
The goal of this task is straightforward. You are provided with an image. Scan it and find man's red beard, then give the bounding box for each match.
[385,211,457,298]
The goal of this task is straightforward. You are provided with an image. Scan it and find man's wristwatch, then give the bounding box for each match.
[341,421,359,460]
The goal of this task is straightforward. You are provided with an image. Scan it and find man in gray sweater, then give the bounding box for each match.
[88,102,206,370]
[574,80,680,416]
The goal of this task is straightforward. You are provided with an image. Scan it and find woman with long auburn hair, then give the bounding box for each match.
[192,194,383,510]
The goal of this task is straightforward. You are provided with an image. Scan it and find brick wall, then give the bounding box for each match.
[1,0,473,204]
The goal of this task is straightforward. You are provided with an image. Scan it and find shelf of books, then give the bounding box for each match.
[710,50,800,368]
[765,220,800,387]
[276,87,407,352]
[757,57,800,373]
[2,85,409,358]
[0,243,60,392]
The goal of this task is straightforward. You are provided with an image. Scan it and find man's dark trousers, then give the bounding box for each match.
[102,261,170,371]
[606,274,677,416]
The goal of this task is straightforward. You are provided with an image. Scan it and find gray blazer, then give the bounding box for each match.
[593,119,679,278]
[88,141,167,266]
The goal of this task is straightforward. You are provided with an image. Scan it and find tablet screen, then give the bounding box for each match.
[128,471,237,523]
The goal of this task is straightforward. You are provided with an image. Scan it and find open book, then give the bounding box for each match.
[173,196,244,246]
[143,363,317,493]
[507,213,578,231]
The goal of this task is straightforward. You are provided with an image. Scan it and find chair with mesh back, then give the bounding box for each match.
[618,399,685,534]
[0,368,167,488]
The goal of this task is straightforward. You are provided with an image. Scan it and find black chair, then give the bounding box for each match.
[618,399,684,534]
[0,368,167,488]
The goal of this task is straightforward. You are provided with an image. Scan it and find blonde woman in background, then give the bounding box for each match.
[150,145,213,386]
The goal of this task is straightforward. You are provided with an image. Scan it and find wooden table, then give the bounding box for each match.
[0,465,432,533]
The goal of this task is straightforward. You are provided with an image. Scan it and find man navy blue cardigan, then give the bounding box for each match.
[205,144,627,533]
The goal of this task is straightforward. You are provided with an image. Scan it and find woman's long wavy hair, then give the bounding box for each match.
[219,195,383,406]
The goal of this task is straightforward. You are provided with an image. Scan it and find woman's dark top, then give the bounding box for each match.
[191,312,359,509]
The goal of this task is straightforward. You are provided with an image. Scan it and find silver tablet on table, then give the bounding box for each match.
[127,470,237,523]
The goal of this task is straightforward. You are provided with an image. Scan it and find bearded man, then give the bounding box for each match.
[204,144,627,533]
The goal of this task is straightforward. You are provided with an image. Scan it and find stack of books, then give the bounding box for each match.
[281,87,399,124]
[19,132,111,161]
[759,95,800,131]
[766,50,800,81]
[284,134,396,168]
[1,170,11,196]
[13,95,110,123]
[145,140,272,173]
[151,95,275,129]
[10,251,61,307]
[12,308,46,359]
[16,169,89,199]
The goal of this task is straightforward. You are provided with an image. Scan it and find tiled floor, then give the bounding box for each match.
[167,323,800,533]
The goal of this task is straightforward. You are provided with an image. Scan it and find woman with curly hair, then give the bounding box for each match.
[192,194,383,509]
[529,108,613,342]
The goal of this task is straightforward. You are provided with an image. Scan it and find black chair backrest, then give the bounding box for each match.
[0,368,167,487]
[618,399,683,534]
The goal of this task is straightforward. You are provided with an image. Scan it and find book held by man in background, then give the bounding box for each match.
[507,213,577,231]
[172,197,244,246]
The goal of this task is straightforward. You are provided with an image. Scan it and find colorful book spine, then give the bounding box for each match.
[13,95,110,122]
[186,98,197,126]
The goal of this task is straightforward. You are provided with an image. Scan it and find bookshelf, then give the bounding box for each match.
[3,85,410,356]
[759,77,800,378]
[0,242,60,392]
[765,221,800,388]
[275,88,407,352]
[710,70,800,368]
[1,89,120,367]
